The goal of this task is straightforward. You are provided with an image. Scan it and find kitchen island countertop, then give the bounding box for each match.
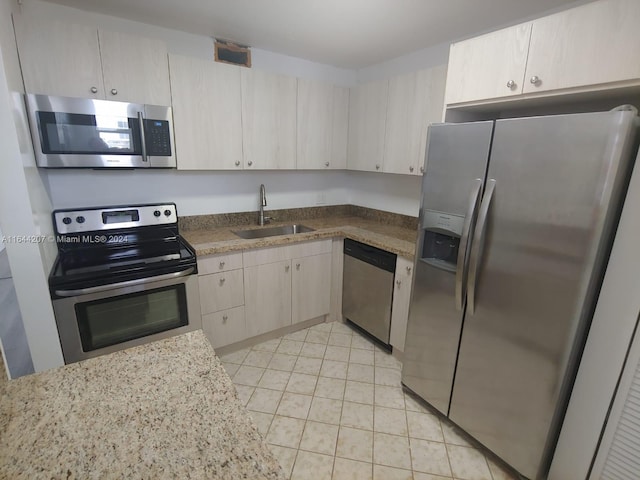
[0,330,284,479]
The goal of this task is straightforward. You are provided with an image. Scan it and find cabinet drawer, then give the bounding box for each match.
[198,251,243,275]
[289,239,332,258]
[243,239,332,267]
[202,306,246,349]
[199,269,244,314]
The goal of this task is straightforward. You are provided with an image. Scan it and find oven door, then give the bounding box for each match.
[52,270,201,364]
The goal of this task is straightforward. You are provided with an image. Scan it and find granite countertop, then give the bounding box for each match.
[182,216,418,259]
[0,331,284,480]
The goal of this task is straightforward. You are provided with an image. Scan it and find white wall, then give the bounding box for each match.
[346,171,422,217]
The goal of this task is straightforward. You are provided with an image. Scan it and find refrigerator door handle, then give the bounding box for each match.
[467,179,496,315]
[455,178,483,311]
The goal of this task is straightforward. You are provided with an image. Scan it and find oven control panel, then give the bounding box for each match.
[54,204,178,234]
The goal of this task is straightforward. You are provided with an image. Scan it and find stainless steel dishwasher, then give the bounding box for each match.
[342,239,397,345]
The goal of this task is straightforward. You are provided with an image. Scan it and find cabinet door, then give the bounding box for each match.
[244,260,292,337]
[390,257,414,352]
[384,66,447,176]
[202,306,246,349]
[331,86,349,169]
[444,23,532,105]
[347,80,388,172]
[169,55,243,170]
[198,269,245,315]
[241,69,296,169]
[297,79,333,170]
[524,0,640,94]
[98,30,171,105]
[292,253,332,324]
[14,16,104,98]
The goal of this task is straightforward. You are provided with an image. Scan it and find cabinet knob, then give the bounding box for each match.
[110,88,118,95]
[406,266,412,274]
[222,314,228,322]
[219,277,226,285]
[420,166,425,174]
[296,263,300,270]
[90,86,98,94]
[375,164,380,170]
[409,166,414,172]
[325,162,330,167]
[396,279,402,287]
[506,80,516,90]
[219,261,225,269]
[247,161,253,167]
[285,265,290,272]
[530,76,541,86]
[235,160,240,167]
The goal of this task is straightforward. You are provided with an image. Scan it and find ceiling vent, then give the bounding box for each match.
[214,39,251,68]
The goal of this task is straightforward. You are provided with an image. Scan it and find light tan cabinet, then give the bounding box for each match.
[384,66,447,175]
[241,69,297,169]
[390,257,414,352]
[198,269,245,315]
[244,260,292,337]
[296,79,349,170]
[347,79,389,172]
[202,306,246,349]
[169,55,243,170]
[14,15,170,104]
[292,253,332,324]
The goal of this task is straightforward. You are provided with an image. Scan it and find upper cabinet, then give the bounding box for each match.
[347,79,388,172]
[384,66,447,175]
[241,69,297,170]
[169,54,243,170]
[445,0,640,106]
[14,15,171,105]
[297,79,349,170]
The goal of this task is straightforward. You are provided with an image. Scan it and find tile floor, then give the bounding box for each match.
[220,321,518,480]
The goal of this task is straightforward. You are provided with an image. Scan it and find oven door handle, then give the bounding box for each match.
[54,267,195,297]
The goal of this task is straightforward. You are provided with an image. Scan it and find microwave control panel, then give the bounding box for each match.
[144,119,172,156]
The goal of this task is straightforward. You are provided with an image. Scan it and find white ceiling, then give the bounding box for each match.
[43,0,584,68]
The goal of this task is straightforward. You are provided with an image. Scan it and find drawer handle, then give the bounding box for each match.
[506,79,516,90]
[247,161,253,167]
[235,160,240,167]
[222,314,228,322]
[296,263,300,270]
[90,86,98,94]
[396,279,402,287]
[285,265,290,272]
[409,166,414,172]
[219,277,226,285]
[406,266,412,274]
[530,75,541,86]
[219,261,225,269]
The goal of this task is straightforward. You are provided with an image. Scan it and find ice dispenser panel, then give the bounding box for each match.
[420,211,465,273]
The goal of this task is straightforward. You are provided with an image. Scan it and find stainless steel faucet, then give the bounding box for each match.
[258,184,271,226]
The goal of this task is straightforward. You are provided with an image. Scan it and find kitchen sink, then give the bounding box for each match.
[232,224,315,239]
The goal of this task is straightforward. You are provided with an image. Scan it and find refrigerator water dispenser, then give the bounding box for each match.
[419,210,465,273]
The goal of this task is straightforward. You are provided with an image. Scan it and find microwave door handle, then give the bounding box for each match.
[137,111,149,166]
[54,267,194,297]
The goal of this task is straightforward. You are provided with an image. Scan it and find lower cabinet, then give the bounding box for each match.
[202,306,246,349]
[292,253,332,324]
[390,256,414,352]
[244,260,292,337]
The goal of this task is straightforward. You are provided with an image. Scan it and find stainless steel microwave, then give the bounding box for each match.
[25,94,176,168]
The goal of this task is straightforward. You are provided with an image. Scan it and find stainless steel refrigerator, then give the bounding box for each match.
[401,108,640,479]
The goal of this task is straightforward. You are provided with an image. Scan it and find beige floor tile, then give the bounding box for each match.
[269,445,297,477]
[412,473,453,480]
[285,329,309,342]
[336,426,374,462]
[286,372,318,395]
[300,342,327,358]
[220,348,250,364]
[404,392,430,413]
[246,388,283,414]
[308,397,343,425]
[252,338,281,353]
[233,365,265,386]
[325,345,351,362]
[373,464,414,480]
[294,356,323,376]
[268,353,298,372]
[441,422,473,447]
[344,381,374,405]
[374,385,405,409]
[350,335,375,350]
[243,350,274,367]
[374,350,402,369]
[407,411,444,442]
[221,362,240,377]
[249,411,274,436]
[349,348,374,366]
[373,432,412,470]
[291,451,334,480]
[341,401,374,430]
[307,330,331,344]
[331,322,355,335]
[277,339,304,356]
[310,322,333,333]
[328,333,352,347]
[299,421,339,455]
[446,444,492,480]
[320,360,349,379]
[333,457,373,480]
[258,369,292,391]
[347,363,375,383]
[277,392,313,419]
[234,385,255,406]
[374,406,407,436]
[410,438,452,477]
[266,415,306,449]
[315,377,346,400]
[487,458,519,480]
[374,366,401,386]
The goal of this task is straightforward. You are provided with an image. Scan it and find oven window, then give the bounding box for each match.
[75,284,188,352]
